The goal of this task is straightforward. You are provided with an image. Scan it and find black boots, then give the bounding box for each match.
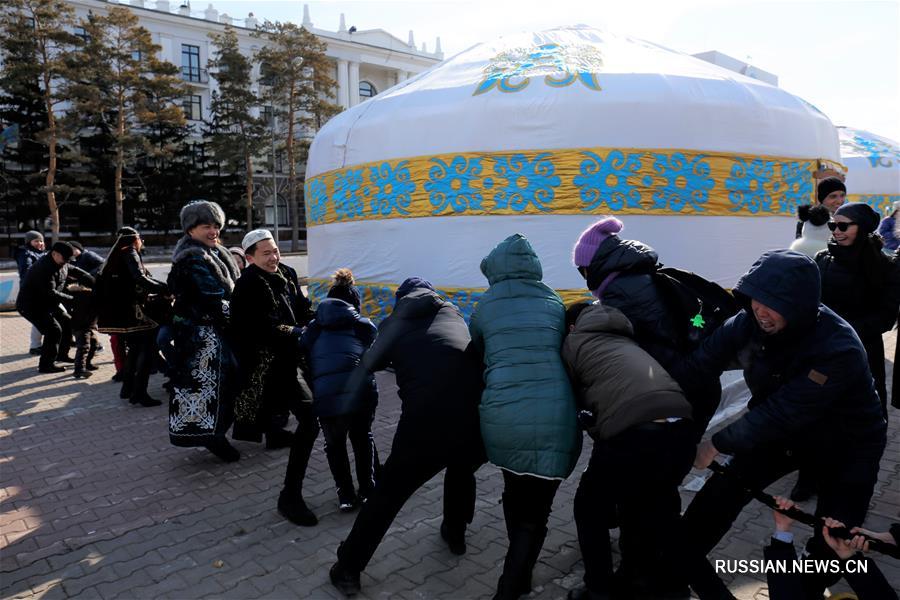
[440,520,467,555]
[205,437,240,462]
[329,561,361,597]
[277,488,318,526]
[493,521,547,600]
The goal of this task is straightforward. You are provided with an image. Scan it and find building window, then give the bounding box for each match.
[181,44,201,81]
[261,105,275,128]
[359,81,377,98]
[182,95,202,121]
[265,194,289,228]
[131,49,142,62]
[73,26,89,43]
[259,62,276,87]
[190,143,205,166]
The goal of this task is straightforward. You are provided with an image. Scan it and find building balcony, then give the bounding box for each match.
[181,67,209,84]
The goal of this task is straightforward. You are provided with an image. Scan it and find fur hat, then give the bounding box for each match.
[180,200,225,233]
[798,203,831,227]
[816,177,847,203]
[51,241,74,260]
[327,268,361,309]
[395,277,435,301]
[24,230,43,244]
[834,202,881,235]
[572,217,625,267]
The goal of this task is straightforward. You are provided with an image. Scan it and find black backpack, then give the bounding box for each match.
[650,266,739,352]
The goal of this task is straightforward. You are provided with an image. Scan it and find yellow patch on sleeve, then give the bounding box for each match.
[808,369,828,385]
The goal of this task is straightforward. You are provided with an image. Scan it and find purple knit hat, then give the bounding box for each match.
[572,217,625,267]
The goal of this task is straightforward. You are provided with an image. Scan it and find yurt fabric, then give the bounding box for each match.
[305,26,842,322]
[837,126,900,216]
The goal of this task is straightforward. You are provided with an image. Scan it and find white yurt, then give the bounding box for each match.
[305,25,842,322]
[837,126,900,215]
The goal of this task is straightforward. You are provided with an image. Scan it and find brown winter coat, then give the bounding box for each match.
[562,303,692,441]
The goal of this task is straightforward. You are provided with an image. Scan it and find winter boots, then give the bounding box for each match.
[493,520,548,600]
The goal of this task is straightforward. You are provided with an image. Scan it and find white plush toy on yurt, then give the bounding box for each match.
[837,126,900,215]
[305,25,842,321]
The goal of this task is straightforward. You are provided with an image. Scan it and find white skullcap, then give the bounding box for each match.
[242,229,274,251]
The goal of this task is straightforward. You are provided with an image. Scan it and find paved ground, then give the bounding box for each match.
[1,311,898,600]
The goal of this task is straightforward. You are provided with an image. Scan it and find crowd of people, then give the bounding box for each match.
[12,181,900,599]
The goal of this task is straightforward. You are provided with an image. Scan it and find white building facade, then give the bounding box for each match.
[65,0,444,229]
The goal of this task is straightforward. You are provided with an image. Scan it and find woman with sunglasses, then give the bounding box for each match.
[815,202,900,419]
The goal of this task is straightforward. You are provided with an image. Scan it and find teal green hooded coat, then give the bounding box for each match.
[470,234,582,479]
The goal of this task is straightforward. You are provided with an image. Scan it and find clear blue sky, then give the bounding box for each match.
[203,0,899,141]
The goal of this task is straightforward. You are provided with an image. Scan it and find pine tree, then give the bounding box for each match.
[207,26,268,231]
[255,21,340,250]
[67,6,186,230]
[0,0,80,241]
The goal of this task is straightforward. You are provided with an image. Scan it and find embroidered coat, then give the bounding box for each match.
[230,263,313,441]
[166,237,240,447]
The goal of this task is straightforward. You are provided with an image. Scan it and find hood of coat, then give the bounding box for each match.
[480,233,543,285]
[392,287,445,319]
[571,303,634,338]
[734,249,821,331]
[315,297,361,328]
[588,235,659,276]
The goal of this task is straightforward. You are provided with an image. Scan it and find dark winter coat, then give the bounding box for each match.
[68,271,98,331]
[878,214,899,252]
[562,303,691,441]
[470,234,581,479]
[814,241,900,343]
[167,237,240,447]
[673,250,886,461]
[230,263,312,440]
[583,234,722,434]
[73,249,104,275]
[16,254,71,316]
[301,298,377,418]
[96,247,167,334]
[15,245,43,280]
[360,287,482,451]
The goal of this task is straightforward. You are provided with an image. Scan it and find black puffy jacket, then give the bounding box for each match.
[674,250,886,459]
[16,254,71,315]
[584,235,722,434]
[301,298,377,418]
[359,287,483,447]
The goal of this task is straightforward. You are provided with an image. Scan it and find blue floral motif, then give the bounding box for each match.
[850,135,900,168]
[308,280,330,307]
[363,285,397,323]
[776,161,813,213]
[492,153,561,211]
[369,161,416,217]
[424,156,484,214]
[650,153,714,212]
[725,159,775,214]
[305,178,329,224]
[474,43,604,95]
[445,289,484,323]
[858,194,898,217]
[573,150,643,211]
[333,168,367,220]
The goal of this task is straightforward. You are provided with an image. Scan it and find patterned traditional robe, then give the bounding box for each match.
[166,236,240,447]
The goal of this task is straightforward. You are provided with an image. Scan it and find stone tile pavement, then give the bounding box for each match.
[1,310,898,599]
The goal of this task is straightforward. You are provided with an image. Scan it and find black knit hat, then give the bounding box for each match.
[51,241,74,260]
[834,202,881,235]
[817,177,847,203]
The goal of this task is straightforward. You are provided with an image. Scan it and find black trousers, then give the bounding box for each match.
[337,421,483,572]
[682,439,884,599]
[21,309,72,369]
[320,408,379,499]
[122,329,157,400]
[575,420,695,595]
[73,327,98,372]
[501,470,560,528]
[282,401,321,493]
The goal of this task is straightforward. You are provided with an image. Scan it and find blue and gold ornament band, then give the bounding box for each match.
[308,278,594,323]
[305,147,844,226]
[849,194,900,215]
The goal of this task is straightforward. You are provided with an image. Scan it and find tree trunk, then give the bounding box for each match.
[244,151,254,231]
[286,87,299,252]
[115,103,125,230]
[42,67,59,243]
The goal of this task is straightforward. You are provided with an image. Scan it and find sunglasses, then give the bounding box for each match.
[827,221,857,232]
